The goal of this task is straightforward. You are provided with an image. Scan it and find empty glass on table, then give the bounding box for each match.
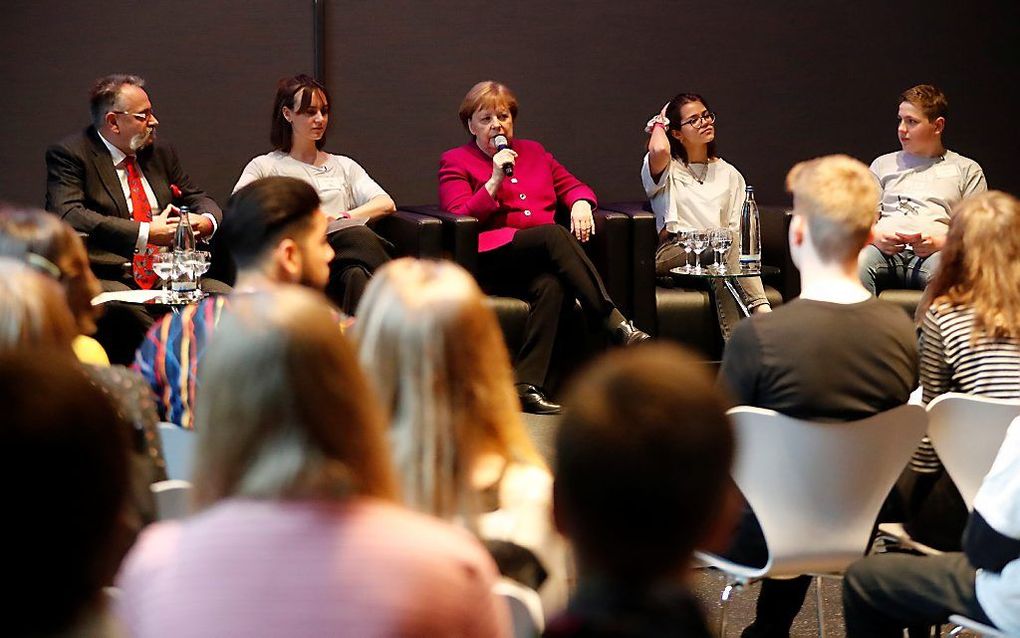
[152,253,176,303]
[709,228,733,273]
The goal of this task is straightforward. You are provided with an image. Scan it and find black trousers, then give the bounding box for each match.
[478,225,615,389]
[723,506,814,638]
[842,552,994,637]
[326,224,392,315]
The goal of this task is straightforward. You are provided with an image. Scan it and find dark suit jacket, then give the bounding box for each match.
[45,126,221,264]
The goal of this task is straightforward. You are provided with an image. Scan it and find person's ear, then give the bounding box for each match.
[274,238,302,282]
[282,106,294,124]
[789,213,806,248]
[933,116,946,136]
[105,112,119,132]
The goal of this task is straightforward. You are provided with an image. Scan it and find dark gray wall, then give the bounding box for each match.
[0,1,313,207]
[2,1,1017,210]
[327,0,1019,206]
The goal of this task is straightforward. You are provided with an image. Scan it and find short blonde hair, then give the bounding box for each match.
[458,81,518,132]
[786,154,879,263]
[191,285,396,507]
[354,258,543,520]
[0,258,77,352]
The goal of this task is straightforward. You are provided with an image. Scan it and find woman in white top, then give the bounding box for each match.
[642,93,771,337]
[234,74,396,314]
[355,258,571,617]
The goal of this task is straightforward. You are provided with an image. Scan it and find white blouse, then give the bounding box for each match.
[641,153,747,234]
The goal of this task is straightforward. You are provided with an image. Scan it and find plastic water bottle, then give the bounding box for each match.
[739,186,761,271]
[171,206,197,294]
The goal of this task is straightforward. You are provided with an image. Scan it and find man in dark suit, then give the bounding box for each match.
[45,73,221,284]
[45,74,225,362]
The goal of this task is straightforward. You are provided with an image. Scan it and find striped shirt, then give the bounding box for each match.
[921,303,1020,404]
[912,303,1020,473]
[134,294,352,429]
[133,296,230,429]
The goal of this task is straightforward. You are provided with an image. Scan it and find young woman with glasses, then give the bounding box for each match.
[642,93,771,339]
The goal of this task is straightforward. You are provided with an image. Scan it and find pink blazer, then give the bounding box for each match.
[438,139,597,252]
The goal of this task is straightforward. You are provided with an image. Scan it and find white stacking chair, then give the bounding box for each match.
[877,394,1020,556]
[695,404,928,637]
[948,614,1010,637]
[158,421,196,481]
[150,479,193,521]
[493,577,544,638]
[926,393,1020,510]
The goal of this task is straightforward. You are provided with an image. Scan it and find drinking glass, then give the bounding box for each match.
[691,229,709,274]
[678,230,695,274]
[180,250,211,301]
[152,253,175,302]
[710,228,733,273]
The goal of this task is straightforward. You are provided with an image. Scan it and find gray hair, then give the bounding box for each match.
[89,74,145,128]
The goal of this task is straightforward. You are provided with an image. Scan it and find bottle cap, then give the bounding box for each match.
[746,185,754,193]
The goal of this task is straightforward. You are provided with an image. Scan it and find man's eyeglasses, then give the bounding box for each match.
[111,109,155,123]
[679,111,717,129]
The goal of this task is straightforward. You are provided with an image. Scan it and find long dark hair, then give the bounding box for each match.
[270,74,332,153]
[665,93,718,164]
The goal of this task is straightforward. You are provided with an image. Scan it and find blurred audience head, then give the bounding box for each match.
[192,285,395,507]
[458,80,519,132]
[785,154,880,266]
[271,74,332,152]
[221,176,333,288]
[0,258,78,352]
[554,344,735,585]
[355,258,541,519]
[2,349,129,636]
[923,190,1020,338]
[0,205,103,336]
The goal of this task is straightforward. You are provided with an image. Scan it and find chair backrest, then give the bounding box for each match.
[493,577,544,637]
[150,479,193,521]
[727,404,928,577]
[926,393,1020,510]
[158,422,196,481]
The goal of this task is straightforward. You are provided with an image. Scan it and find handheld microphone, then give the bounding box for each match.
[493,134,514,177]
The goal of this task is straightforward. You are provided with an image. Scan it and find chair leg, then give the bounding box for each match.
[815,576,826,638]
[719,581,737,637]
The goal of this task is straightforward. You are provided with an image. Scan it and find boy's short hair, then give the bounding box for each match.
[900,84,948,121]
[786,154,880,263]
[555,344,734,583]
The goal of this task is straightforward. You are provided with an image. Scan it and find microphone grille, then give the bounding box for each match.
[493,134,509,149]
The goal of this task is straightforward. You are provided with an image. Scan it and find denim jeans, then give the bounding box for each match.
[857,245,942,295]
[656,236,769,340]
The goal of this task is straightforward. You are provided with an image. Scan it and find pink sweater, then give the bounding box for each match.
[115,498,509,637]
[438,139,597,251]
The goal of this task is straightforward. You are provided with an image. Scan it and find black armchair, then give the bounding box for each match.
[401,204,634,390]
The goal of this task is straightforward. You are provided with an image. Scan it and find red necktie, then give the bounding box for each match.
[123,156,158,289]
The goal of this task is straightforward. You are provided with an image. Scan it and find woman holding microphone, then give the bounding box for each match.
[439,81,649,414]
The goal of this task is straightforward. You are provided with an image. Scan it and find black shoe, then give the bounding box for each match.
[612,320,652,346]
[516,384,562,415]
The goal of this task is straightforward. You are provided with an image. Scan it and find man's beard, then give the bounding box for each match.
[129,128,155,151]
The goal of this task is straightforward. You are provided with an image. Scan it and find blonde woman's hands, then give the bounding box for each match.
[570,200,595,243]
